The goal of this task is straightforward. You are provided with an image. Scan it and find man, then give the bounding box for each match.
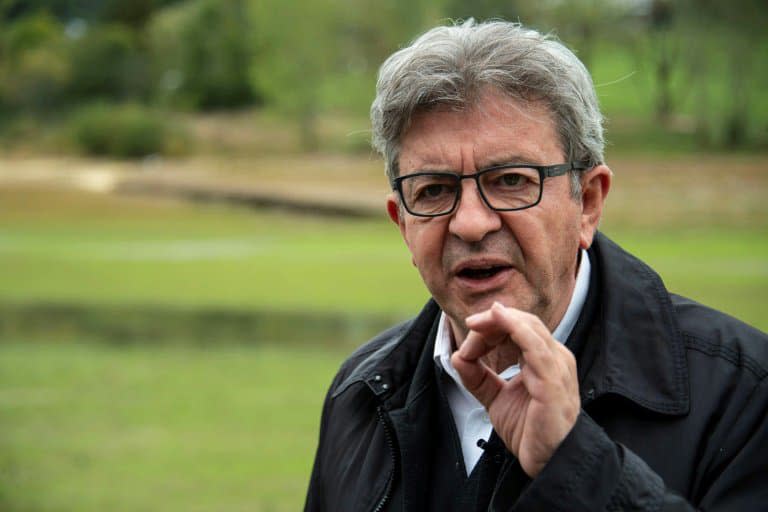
[305,20,768,511]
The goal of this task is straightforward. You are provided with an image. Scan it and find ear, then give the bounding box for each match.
[386,193,406,236]
[387,193,418,266]
[579,164,612,250]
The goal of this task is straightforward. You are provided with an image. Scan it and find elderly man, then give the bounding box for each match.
[305,20,767,511]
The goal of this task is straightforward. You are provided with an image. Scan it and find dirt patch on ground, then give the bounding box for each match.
[1,153,766,227]
[604,154,767,228]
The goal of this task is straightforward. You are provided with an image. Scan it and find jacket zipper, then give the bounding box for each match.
[372,405,397,512]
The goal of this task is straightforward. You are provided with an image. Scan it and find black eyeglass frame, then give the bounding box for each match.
[391,161,591,217]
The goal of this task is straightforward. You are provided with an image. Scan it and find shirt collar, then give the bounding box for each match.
[552,248,591,343]
[434,249,591,383]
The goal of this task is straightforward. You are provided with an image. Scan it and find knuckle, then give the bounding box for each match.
[562,345,576,363]
[522,311,540,324]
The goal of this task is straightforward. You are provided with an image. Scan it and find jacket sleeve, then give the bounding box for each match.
[492,400,768,512]
[303,389,330,512]
[304,369,347,512]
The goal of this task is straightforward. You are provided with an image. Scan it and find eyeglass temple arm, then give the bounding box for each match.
[542,161,591,178]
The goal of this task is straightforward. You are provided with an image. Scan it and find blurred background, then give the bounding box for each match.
[0,0,766,510]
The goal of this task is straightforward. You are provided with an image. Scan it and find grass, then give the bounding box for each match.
[0,341,345,512]
[0,186,427,317]
[1,160,766,329]
[1,220,765,329]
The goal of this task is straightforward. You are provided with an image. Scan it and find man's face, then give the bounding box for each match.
[387,88,608,338]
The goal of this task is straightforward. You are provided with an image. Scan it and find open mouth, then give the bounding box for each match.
[457,265,510,280]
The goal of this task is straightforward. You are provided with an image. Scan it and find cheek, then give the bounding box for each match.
[503,209,577,269]
[404,221,447,271]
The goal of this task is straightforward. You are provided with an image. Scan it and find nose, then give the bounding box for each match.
[448,179,502,242]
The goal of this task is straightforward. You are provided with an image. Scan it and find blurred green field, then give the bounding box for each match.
[1,171,765,329]
[0,341,345,512]
[0,187,425,317]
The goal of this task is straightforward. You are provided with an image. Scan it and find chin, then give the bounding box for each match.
[472,292,540,317]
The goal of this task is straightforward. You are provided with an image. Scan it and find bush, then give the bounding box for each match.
[0,45,70,112]
[69,103,180,158]
[68,24,150,102]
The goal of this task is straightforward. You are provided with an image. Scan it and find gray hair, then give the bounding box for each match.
[370,20,605,196]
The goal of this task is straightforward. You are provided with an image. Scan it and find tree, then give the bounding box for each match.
[250,0,438,151]
[0,0,184,25]
[149,0,256,110]
[517,0,629,73]
[676,0,768,148]
[0,12,70,112]
[68,23,150,101]
[250,0,333,150]
[441,0,521,23]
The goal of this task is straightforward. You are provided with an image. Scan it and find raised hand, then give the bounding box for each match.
[451,302,580,478]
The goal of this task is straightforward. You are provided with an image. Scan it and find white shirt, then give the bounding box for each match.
[433,250,591,474]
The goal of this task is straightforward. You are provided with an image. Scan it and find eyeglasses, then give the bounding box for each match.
[391,162,590,217]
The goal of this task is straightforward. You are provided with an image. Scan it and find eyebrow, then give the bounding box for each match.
[406,154,543,174]
[480,153,542,168]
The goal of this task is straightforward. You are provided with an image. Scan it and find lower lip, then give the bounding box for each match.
[454,267,515,293]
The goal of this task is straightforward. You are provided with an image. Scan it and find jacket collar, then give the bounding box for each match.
[583,232,689,415]
[332,300,441,404]
[334,232,690,416]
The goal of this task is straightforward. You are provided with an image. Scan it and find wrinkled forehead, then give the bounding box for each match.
[398,88,564,172]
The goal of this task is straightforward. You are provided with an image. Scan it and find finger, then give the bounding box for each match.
[459,304,542,362]
[457,328,514,361]
[464,303,572,385]
[488,305,571,382]
[466,303,550,355]
[516,342,578,404]
[466,304,550,360]
[451,350,505,409]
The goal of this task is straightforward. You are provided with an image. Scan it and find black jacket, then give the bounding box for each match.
[305,233,768,511]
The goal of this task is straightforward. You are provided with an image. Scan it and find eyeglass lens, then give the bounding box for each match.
[400,167,541,215]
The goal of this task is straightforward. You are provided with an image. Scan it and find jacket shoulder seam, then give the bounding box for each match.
[683,332,768,380]
[329,319,415,399]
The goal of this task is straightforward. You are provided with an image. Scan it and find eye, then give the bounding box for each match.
[499,173,524,187]
[491,171,532,189]
[411,178,456,201]
[422,183,448,198]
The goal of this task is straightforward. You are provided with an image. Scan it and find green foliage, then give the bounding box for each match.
[69,102,182,158]
[0,13,152,112]
[0,9,60,56]
[249,0,334,149]
[0,0,184,24]
[250,0,440,150]
[149,0,256,110]
[441,0,520,24]
[0,0,767,154]
[611,0,768,150]
[0,12,69,112]
[68,23,150,101]
[101,0,160,27]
